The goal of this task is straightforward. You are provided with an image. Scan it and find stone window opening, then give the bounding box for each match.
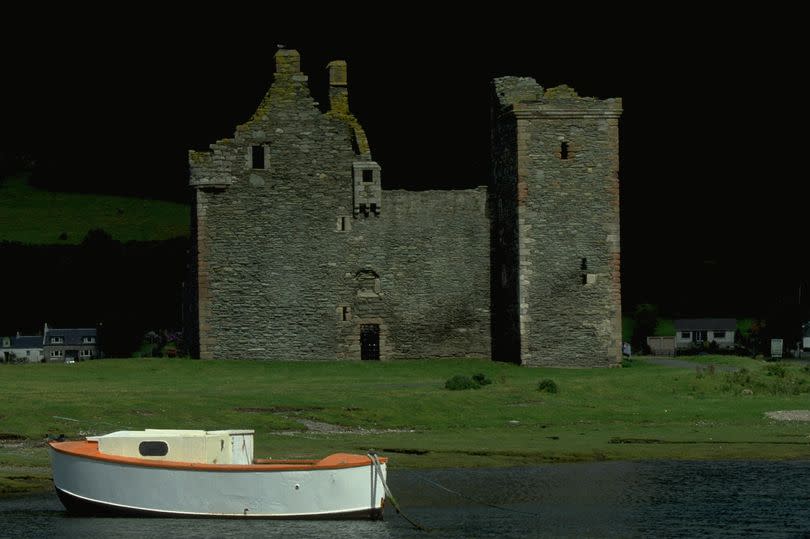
[337,305,351,322]
[251,145,265,169]
[336,216,351,232]
[580,257,588,271]
[560,141,570,160]
[362,169,374,183]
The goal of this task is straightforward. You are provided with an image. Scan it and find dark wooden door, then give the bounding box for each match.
[360,324,380,360]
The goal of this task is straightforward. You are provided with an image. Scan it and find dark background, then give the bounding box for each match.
[1,12,806,352]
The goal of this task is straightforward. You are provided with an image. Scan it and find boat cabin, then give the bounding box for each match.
[87,429,254,465]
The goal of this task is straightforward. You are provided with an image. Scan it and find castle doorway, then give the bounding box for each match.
[360,324,380,360]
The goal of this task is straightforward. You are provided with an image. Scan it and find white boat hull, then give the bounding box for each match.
[50,446,386,518]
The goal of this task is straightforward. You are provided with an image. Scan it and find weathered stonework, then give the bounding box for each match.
[492,78,623,366]
[189,50,622,366]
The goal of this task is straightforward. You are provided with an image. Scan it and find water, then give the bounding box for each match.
[2,461,809,538]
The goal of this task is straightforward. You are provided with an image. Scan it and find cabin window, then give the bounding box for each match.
[139,441,169,457]
[713,331,726,339]
[680,332,690,339]
[251,145,265,169]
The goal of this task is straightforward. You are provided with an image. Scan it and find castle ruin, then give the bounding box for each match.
[188,49,622,366]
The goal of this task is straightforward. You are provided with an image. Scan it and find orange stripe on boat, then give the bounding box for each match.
[49,441,387,472]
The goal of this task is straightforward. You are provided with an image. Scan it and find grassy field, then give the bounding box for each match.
[2,357,809,495]
[0,176,189,244]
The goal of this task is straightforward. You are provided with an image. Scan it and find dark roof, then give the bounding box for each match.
[674,319,736,331]
[44,328,97,346]
[1,335,43,349]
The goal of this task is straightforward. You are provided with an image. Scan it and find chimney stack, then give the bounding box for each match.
[327,60,349,113]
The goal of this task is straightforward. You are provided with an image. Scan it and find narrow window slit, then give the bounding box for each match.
[251,145,265,169]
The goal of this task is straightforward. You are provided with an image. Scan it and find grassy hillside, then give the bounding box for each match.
[2,357,809,494]
[0,176,189,244]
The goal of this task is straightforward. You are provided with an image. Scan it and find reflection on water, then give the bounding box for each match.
[2,461,809,538]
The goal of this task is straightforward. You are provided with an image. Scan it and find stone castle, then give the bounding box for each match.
[188,49,622,367]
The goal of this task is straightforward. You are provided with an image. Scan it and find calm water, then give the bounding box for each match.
[2,461,809,538]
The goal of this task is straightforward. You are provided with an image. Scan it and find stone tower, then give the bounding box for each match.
[491,78,623,366]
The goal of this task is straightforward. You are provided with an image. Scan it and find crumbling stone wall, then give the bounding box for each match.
[338,189,491,359]
[189,49,622,366]
[189,49,490,360]
[492,78,623,366]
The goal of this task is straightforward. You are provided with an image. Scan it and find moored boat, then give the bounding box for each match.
[48,429,387,519]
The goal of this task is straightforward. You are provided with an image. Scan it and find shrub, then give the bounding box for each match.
[765,364,786,378]
[622,356,633,368]
[537,379,558,394]
[472,373,492,386]
[445,375,480,391]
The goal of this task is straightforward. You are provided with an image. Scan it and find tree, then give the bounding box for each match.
[632,303,658,354]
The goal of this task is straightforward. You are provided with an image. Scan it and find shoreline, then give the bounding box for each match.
[0,451,810,500]
[3,357,810,496]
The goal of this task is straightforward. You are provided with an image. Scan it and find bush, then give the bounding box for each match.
[537,379,558,394]
[445,375,480,391]
[765,364,787,378]
[472,373,492,386]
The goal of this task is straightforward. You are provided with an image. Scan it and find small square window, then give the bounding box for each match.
[251,145,265,169]
[362,170,373,183]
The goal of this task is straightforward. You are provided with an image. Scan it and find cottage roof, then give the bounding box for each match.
[1,335,43,349]
[674,319,736,331]
[45,328,97,346]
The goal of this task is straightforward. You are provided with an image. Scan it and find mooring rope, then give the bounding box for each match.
[416,475,544,518]
[369,452,430,532]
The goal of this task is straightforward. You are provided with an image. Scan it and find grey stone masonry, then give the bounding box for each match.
[188,49,490,360]
[492,78,623,367]
[189,49,622,366]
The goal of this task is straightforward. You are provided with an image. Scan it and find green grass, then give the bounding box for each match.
[2,357,809,495]
[0,176,189,244]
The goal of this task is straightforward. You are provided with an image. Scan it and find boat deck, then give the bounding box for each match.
[50,440,385,472]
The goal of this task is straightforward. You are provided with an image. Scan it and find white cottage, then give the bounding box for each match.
[674,319,736,351]
[1,334,44,363]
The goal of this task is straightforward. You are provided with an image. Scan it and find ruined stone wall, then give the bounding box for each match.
[189,50,621,365]
[190,50,490,360]
[493,78,622,367]
[190,50,358,359]
[339,189,491,359]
